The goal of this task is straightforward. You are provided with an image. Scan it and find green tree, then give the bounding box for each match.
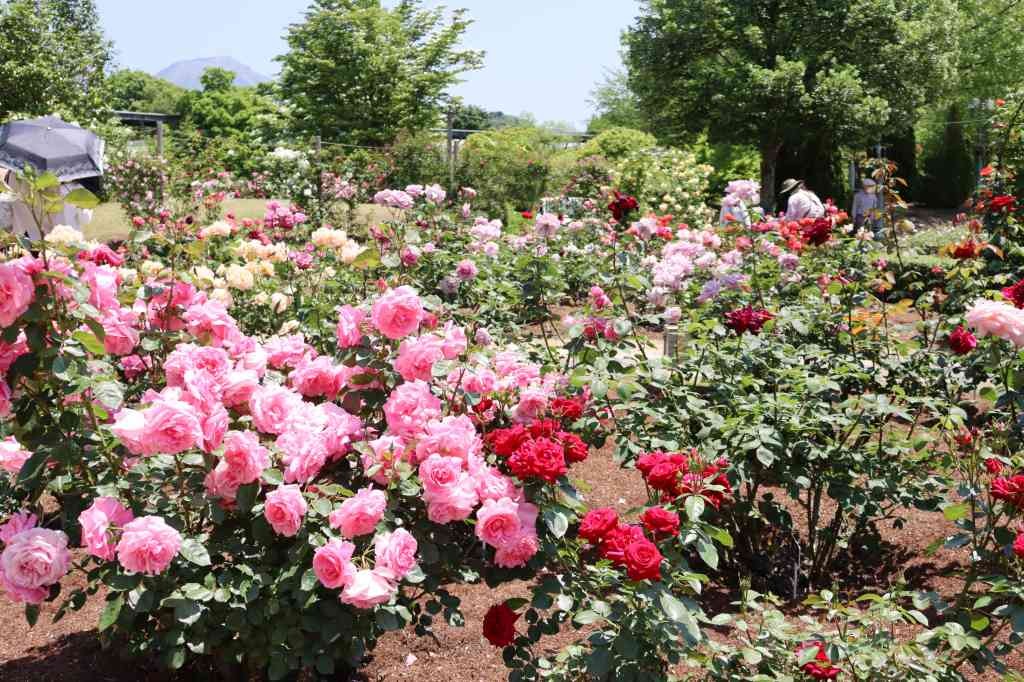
[450,102,493,131]
[107,70,186,113]
[623,0,957,209]
[587,67,647,134]
[278,0,483,145]
[0,0,113,122]
[178,68,281,139]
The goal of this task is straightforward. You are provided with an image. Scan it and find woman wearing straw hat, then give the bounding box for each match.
[781,178,824,221]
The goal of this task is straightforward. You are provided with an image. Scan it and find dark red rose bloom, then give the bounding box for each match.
[725,307,774,335]
[948,325,977,355]
[795,642,841,680]
[482,604,520,647]
[508,437,568,483]
[992,474,1024,509]
[984,458,1004,475]
[557,431,589,463]
[951,239,980,259]
[528,419,561,440]
[636,451,671,477]
[579,507,619,544]
[608,190,639,222]
[803,218,833,246]
[623,538,663,581]
[647,461,683,493]
[990,195,1017,213]
[550,395,586,421]
[640,506,680,538]
[486,425,531,458]
[1002,279,1024,308]
[520,210,534,220]
[599,524,645,564]
[954,427,977,449]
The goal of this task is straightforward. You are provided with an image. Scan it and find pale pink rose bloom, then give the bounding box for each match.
[205,430,270,501]
[79,497,134,561]
[201,403,230,453]
[340,568,396,608]
[329,487,387,538]
[475,497,522,548]
[101,307,140,356]
[373,528,418,580]
[393,335,445,382]
[0,528,70,603]
[0,332,28,373]
[458,368,497,394]
[321,403,365,459]
[178,367,225,415]
[313,539,357,589]
[383,380,441,438]
[419,454,467,498]
[0,436,31,474]
[110,408,149,455]
[264,485,307,537]
[336,305,366,348]
[966,299,1024,347]
[454,259,478,281]
[471,464,520,502]
[371,286,424,340]
[0,511,37,544]
[404,184,424,198]
[425,477,479,524]
[279,429,329,484]
[264,334,316,370]
[249,385,304,435]
[0,262,35,327]
[424,184,446,204]
[222,369,260,407]
[238,346,268,377]
[414,415,482,464]
[183,300,241,348]
[493,530,539,568]
[513,389,549,424]
[361,435,410,484]
[116,516,181,575]
[441,322,467,360]
[163,343,231,389]
[142,395,205,455]
[290,356,348,399]
[81,263,121,313]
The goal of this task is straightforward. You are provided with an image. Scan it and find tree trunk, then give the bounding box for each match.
[760,139,781,213]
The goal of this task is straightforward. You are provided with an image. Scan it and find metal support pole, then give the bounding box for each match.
[155,121,165,158]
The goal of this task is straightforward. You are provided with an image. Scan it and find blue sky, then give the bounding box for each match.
[95,0,641,129]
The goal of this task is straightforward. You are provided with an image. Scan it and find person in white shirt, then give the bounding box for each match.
[852,178,883,231]
[781,178,825,221]
[3,169,93,241]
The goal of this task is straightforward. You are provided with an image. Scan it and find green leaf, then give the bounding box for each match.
[684,495,705,522]
[72,330,105,355]
[300,568,318,592]
[262,468,284,485]
[33,172,59,191]
[573,610,603,625]
[697,538,719,569]
[92,382,124,410]
[942,503,970,521]
[543,509,570,538]
[65,188,100,209]
[98,593,123,631]
[25,603,39,627]
[179,538,211,567]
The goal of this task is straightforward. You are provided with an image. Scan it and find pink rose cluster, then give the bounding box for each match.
[312,526,419,609]
[0,512,70,603]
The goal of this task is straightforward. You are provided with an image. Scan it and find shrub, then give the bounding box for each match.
[578,126,657,163]
[386,132,448,189]
[613,146,714,226]
[457,127,558,212]
[104,153,171,219]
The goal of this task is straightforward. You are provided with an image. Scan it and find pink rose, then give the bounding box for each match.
[371,286,424,340]
[321,403,364,459]
[279,429,329,484]
[313,539,356,589]
[290,356,348,399]
[393,335,445,382]
[101,307,140,356]
[264,484,307,536]
[201,403,229,453]
[264,334,315,370]
[373,528,418,580]
[441,322,467,359]
[425,477,479,524]
[204,430,270,500]
[414,416,482,464]
[329,487,387,538]
[0,332,28,373]
[0,262,34,327]
[183,300,241,348]
[383,380,441,438]
[340,568,396,609]
[419,454,467,498]
[0,436,31,474]
[0,511,37,544]
[493,530,539,568]
[455,259,478,281]
[110,408,148,455]
[336,305,366,348]
[361,435,410,484]
[116,516,181,575]
[513,389,549,424]
[249,385,303,435]
[222,369,260,407]
[79,497,134,561]
[472,464,520,502]
[81,263,121,312]
[475,497,524,548]
[163,343,230,388]
[0,528,70,603]
[144,394,205,455]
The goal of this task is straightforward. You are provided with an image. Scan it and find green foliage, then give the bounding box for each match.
[178,70,282,141]
[107,70,186,114]
[578,127,657,163]
[918,105,977,208]
[0,0,113,122]
[613,147,713,225]
[587,67,647,134]
[457,127,559,212]
[687,134,761,201]
[277,0,484,145]
[385,131,447,188]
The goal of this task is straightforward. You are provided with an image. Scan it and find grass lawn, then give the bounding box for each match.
[84,199,393,242]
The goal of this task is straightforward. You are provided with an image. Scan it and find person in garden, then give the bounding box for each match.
[2,169,94,240]
[781,178,825,221]
[852,177,883,233]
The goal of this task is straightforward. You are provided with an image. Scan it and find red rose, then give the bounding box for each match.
[725,307,774,335]
[1014,533,1024,558]
[579,507,619,544]
[646,461,683,493]
[984,458,1004,475]
[640,506,680,537]
[990,195,1017,213]
[557,431,589,463]
[623,539,663,581]
[1002,279,1024,308]
[508,437,568,483]
[992,474,1024,509]
[482,603,520,647]
[486,425,531,458]
[948,325,977,355]
[608,191,639,222]
[520,210,534,220]
[636,451,671,477]
[550,395,585,421]
[599,524,644,564]
[528,419,561,439]
[795,642,841,680]
[803,218,833,246]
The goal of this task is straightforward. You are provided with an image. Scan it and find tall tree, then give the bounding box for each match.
[107,70,186,114]
[277,0,483,146]
[587,67,647,134]
[623,0,957,208]
[0,0,113,121]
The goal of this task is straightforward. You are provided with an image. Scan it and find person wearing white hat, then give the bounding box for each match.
[852,178,882,231]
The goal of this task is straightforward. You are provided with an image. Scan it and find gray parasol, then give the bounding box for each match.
[0,116,104,182]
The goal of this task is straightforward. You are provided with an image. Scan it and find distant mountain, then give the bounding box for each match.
[156,57,271,90]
